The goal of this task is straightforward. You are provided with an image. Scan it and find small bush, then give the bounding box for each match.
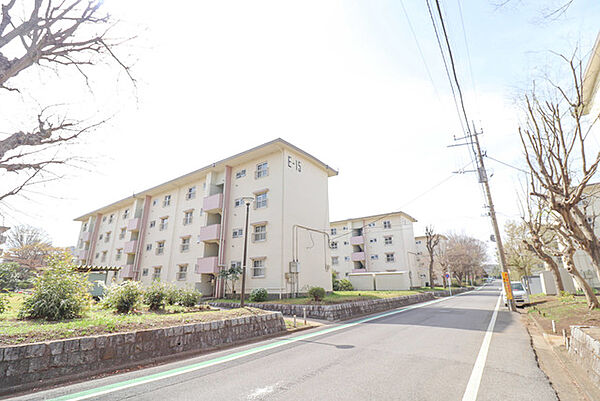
[336,279,353,291]
[165,284,180,305]
[308,286,326,302]
[249,288,268,302]
[178,287,202,307]
[0,295,8,314]
[101,281,143,314]
[19,253,91,321]
[143,281,169,310]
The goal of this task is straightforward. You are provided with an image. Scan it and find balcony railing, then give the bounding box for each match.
[350,235,364,246]
[81,231,91,242]
[199,224,221,243]
[127,218,141,231]
[351,251,366,261]
[203,193,223,213]
[124,240,138,254]
[196,256,219,274]
[77,249,88,260]
[120,264,135,279]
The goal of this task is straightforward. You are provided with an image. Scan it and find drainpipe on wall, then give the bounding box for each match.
[132,195,152,281]
[87,213,103,266]
[216,166,232,298]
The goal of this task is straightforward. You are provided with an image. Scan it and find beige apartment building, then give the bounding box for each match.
[329,212,421,286]
[414,234,448,287]
[74,139,337,297]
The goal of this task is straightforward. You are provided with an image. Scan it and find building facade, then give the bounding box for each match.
[328,212,420,286]
[74,139,337,297]
[414,234,448,287]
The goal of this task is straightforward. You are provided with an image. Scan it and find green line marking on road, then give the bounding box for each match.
[44,287,484,401]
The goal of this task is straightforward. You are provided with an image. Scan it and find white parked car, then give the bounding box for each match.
[502,282,530,307]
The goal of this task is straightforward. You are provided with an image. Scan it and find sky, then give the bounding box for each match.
[1,0,600,260]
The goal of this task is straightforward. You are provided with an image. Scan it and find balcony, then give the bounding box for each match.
[120,264,135,279]
[351,251,366,261]
[77,249,88,260]
[127,218,141,231]
[124,240,138,254]
[350,235,364,246]
[81,231,91,242]
[203,193,223,213]
[199,224,221,243]
[196,256,219,274]
[352,268,367,273]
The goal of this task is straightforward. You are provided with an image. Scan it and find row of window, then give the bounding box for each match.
[331,252,395,265]
[139,258,267,282]
[330,220,392,235]
[330,236,394,249]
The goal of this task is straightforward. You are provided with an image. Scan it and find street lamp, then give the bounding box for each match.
[239,196,254,307]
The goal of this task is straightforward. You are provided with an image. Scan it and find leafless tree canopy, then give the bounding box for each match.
[424,225,440,288]
[0,0,132,203]
[6,224,50,248]
[445,233,487,286]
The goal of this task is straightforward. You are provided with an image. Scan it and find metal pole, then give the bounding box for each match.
[471,124,516,312]
[240,202,250,307]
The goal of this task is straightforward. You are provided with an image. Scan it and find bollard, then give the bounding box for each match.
[552,320,556,334]
[563,329,567,347]
[293,314,297,328]
[303,307,307,325]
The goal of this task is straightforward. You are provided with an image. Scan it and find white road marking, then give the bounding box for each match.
[461,295,502,401]
[247,384,277,399]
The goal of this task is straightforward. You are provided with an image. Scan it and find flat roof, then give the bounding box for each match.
[75,138,338,221]
[330,211,417,224]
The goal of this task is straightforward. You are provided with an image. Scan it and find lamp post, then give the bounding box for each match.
[239,196,254,307]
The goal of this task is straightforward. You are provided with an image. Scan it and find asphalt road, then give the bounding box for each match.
[10,282,558,401]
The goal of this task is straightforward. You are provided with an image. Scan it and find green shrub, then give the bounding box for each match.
[143,281,169,310]
[249,288,268,302]
[178,287,202,307]
[336,279,353,291]
[0,262,34,291]
[101,281,143,314]
[19,253,91,321]
[165,284,180,305]
[0,294,8,314]
[308,286,326,302]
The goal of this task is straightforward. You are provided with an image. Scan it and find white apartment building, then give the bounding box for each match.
[329,212,421,286]
[414,234,448,287]
[74,139,338,297]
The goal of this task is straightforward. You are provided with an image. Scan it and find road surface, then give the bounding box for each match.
[10,282,557,401]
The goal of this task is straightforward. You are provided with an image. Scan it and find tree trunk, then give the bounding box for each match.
[563,252,599,310]
[428,256,435,289]
[543,257,565,293]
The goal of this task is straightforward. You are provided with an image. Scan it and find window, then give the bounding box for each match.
[83,223,88,231]
[255,192,268,209]
[146,243,153,251]
[159,217,168,231]
[253,224,267,242]
[153,267,162,281]
[119,227,126,240]
[344,256,350,261]
[331,228,337,235]
[370,255,379,260]
[343,241,349,245]
[386,253,395,262]
[152,199,158,206]
[123,209,130,219]
[180,237,190,252]
[383,220,391,229]
[183,211,193,225]
[163,195,171,207]
[104,232,111,243]
[186,186,196,200]
[342,226,348,231]
[234,198,244,207]
[156,241,165,255]
[116,248,123,260]
[332,256,339,265]
[384,236,393,245]
[368,222,376,227]
[369,238,377,243]
[236,169,246,179]
[101,251,107,262]
[102,216,107,222]
[177,264,188,281]
[233,228,243,238]
[99,234,103,240]
[252,259,265,277]
[415,240,422,245]
[95,252,99,259]
[109,214,114,224]
[255,162,268,178]
[142,268,149,277]
[150,220,156,228]
[330,241,338,249]
[231,261,241,270]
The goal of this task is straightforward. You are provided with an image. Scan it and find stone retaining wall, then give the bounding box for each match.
[210,288,472,322]
[569,325,600,387]
[0,312,286,396]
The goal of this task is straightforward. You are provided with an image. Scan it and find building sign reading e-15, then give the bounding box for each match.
[287,156,302,173]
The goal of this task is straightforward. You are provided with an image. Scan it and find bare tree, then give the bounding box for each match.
[6,224,50,248]
[504,220,543,281]
[425,225,440,289]
[445,234,487,286]
[4,224,57,270]
[0,0,133,202]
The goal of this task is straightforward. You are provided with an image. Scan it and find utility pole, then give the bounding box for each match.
[470,123,516,312]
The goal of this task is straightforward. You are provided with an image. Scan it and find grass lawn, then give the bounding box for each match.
[0,293,267,346]
[210,289,446,305]
[525,293,600,334]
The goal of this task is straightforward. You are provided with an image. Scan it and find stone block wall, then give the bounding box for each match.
[569,325,600,387]
[0,312,285,396]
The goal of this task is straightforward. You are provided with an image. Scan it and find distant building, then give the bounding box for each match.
[328,212,421,286]
[74,139,337,297]
[583,31,600,116]
[414,234,448,286]
[0,225,10,262]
